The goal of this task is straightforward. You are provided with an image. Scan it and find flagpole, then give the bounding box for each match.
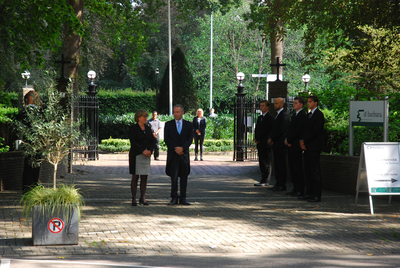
[168,0,173,115]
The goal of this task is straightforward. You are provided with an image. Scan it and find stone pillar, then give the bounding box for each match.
[268,80,289,117]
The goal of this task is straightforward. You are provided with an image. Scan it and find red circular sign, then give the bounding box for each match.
[48,218,64,233]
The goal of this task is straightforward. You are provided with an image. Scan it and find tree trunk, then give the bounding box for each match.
[64,0,84,96]
[270,21,283,75]
[53,163,58,190]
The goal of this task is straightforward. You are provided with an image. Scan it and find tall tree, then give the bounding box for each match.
[158,47,197,114]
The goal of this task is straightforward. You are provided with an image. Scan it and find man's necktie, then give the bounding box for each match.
[177,121,181,134]
[308,112,312,119]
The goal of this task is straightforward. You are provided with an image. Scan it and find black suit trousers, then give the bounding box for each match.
[288,149,305,193]
[194,133,205,155]
[169,155,189,199]
[257,145,272,184]
[272,147,287,187]
[304,151,322,198]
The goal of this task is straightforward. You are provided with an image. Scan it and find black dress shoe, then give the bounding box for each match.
[286,189,295,195]
[308,196,321,202]
[298,195,313,200]
[168,198,178,205]
[132,200,137,206]
[291,191,304,197]
[272,186,286,191]
[179,198,191,205]
[267,185,277,190]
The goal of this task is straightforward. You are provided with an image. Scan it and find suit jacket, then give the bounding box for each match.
[128,123,156,174]
[164,119,194,177]
[302,108,325,152]
[255,112,274,149]
[269,110,290,148]
[286,109,307,151]
[192,116,207,135]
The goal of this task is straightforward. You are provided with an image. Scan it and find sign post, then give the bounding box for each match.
[349,98,389,156]
[355,142,400,214]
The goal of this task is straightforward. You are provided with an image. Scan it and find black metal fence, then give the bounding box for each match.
[72,95,99,160]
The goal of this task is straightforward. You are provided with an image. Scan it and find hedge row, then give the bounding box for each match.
[99,138,233,152]
[97,89,155,116]
[99,113,234,141]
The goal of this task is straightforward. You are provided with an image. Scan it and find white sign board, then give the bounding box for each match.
[350,101,385,125]
[364,143,400,194]
[348,100,389,156]
[355,142,400,214]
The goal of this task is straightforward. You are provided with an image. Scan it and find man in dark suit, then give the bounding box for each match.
[268,97,290,191]
[164,104,194,205]
[253,100,274,186]
[299,95,325,202]
[285,96,307,197]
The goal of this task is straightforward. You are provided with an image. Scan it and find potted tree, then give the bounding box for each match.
[16,80,87,245]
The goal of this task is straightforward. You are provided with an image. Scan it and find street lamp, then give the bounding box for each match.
[235,72,246,161]
[21,71,30,87]
[301,74,311,92]
[236,72,245,94]
[155,68,159,111]
[87,70,97,95]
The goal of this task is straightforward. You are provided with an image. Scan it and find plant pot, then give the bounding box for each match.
[32,204,79,246]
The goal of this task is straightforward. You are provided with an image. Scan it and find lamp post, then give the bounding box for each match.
[155,68,159,112]
[21,71,30,87]
[87,70,97,96]
[86,70,98,160]
[235,72,246,161]
[301,74,311,92]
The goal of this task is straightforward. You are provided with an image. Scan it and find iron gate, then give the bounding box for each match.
[233,96,263,161]
[233,96,294,161]
[72,95,99,160]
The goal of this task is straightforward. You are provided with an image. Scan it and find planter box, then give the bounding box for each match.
[32,205,79,246]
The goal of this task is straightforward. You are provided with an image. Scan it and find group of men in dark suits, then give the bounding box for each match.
[254,96,325,202]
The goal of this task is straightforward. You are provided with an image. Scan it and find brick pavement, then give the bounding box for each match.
[1,153,400,259]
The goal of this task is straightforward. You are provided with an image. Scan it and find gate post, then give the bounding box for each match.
[234,73,247,161]
[86,71,99,160]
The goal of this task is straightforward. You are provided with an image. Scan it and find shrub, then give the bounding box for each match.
[97,89,155,116]
[205,115,234,139]
[99,138,233,152]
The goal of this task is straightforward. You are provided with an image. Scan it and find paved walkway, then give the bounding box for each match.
[1,153,400,265]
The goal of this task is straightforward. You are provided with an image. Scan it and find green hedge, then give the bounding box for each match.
[99,113,234,141]
[97,89,155,116]
[99,138,233,152]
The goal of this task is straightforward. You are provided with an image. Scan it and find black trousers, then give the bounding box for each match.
[257,145,272,184]
[154,136,160,159]
[304,151,322,198]
[288,149,305,193]
[169,155,189,199]
[272,147,287,188]
[194,133,204,156]
[22,157,40,192]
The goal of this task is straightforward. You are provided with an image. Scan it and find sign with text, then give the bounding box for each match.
[355,142,400,214]
[350,101,384,126]
[364,143,400,194]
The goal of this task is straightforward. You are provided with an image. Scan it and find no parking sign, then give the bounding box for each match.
[48,218,64,233]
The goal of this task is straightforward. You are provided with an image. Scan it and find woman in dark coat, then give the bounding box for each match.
[128,109,155,206]
[192,108,207,161]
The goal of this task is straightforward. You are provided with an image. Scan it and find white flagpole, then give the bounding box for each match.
[168,0,173,115]
[210,12,213,110]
